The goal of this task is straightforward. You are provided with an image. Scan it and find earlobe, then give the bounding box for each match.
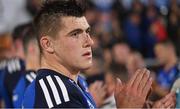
[40,36,54,53]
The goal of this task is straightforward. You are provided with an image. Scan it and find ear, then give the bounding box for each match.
[40,36,54,53]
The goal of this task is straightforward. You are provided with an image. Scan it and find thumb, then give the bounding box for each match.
[115,78,123,97]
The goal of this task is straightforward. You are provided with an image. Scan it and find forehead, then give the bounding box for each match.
[60,16,89,33]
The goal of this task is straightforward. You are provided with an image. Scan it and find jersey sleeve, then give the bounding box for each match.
[23,75,86,108]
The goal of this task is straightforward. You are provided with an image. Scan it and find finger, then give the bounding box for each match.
[102,84,107,91]
[154,101,162,108]
[127,69,142,87]
[137,69,150,93]
[161,92,175,103]
[114,78,123,97]
[98,84,106,93]
[99,89,106,99]
[164,99,174,108]
[96,81,103,90]
[167,102,176,108]
[142,77,152,97]
[132,68,147,90]
[164,94,176,108]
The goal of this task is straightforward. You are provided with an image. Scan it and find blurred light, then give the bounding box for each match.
[160,6,168,16]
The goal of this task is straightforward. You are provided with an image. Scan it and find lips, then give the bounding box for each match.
[82,51,92,57]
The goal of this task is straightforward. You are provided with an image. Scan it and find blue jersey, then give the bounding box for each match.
[13,70,36,108]
[1,58,25,108]
[157,62,180,90]
[22,69,96,108]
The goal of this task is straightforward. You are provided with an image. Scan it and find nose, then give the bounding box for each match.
[83,34,94,48]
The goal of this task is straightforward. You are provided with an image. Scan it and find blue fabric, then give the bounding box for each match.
[157,66,180,90]
[78,76,96,108]
[13,76,26,108]
[22,69,96,108]
[22,81,36,108]
[13,70,36,108]
[0,58,26,108]
[123,19,142,51]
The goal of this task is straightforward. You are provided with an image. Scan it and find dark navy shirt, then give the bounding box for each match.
[0,58,25,108]
[22,69,96,108]
[0,59,8,102]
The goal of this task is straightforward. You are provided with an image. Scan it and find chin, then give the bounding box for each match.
[80,62,92,70]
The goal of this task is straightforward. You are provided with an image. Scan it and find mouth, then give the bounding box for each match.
[82,51,92,58]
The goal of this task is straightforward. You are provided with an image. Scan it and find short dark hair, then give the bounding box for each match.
[12,23,32,41]
[34,0,86,53]
[22,23,38,54]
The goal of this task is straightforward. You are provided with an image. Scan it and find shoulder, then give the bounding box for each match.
[22,80,36,108]
[23,68,89,108]
[35,75,71,108]
[5,58,25,74]
[24,74,79,108]
[24,71,36,83]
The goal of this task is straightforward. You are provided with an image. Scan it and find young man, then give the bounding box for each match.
[12,23,40,108]
[0,33,14,107]
[22,0,175,108]
[154,40,180,97]
[0,23,30,107]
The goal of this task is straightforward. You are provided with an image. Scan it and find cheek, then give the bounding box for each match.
[60,40,82,57]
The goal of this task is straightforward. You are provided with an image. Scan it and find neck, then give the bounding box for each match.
[26,56,39,71]
[164,55,177,71]
[41,56,79,83]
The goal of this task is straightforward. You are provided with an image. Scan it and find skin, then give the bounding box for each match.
[115,68,153,108]
[38,16,176,108]
[152,92,176,108]
[40,16,94,82]
[154,43,178,97]
[115,68,176,108]
[25,40,40,70]
[89,81,107,107]
[154,44,168,66]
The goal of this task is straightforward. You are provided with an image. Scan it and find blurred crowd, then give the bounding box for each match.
[0,0,180,108]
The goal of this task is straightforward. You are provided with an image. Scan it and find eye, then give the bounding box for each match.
[72,32,78,36]
[86,28,91,36]
[71,32,80,38]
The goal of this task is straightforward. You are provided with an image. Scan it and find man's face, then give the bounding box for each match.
[154,44,168,65]
[112,44,130,64]
[52,16,94,71]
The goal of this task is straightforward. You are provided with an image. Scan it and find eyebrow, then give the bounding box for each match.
[67,27,91,35]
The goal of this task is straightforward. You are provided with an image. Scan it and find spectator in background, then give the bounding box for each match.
[142,5,158,57]
[150,15,167,42]
[154,40,180,97]
[0,33,14,108]
[123,11,142,52]
[12,23,40,108]
[111,42,131,74]
[0,23,30,108]
[126,51,146,78]
[105,59,175,109]
[167,9,180,56]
